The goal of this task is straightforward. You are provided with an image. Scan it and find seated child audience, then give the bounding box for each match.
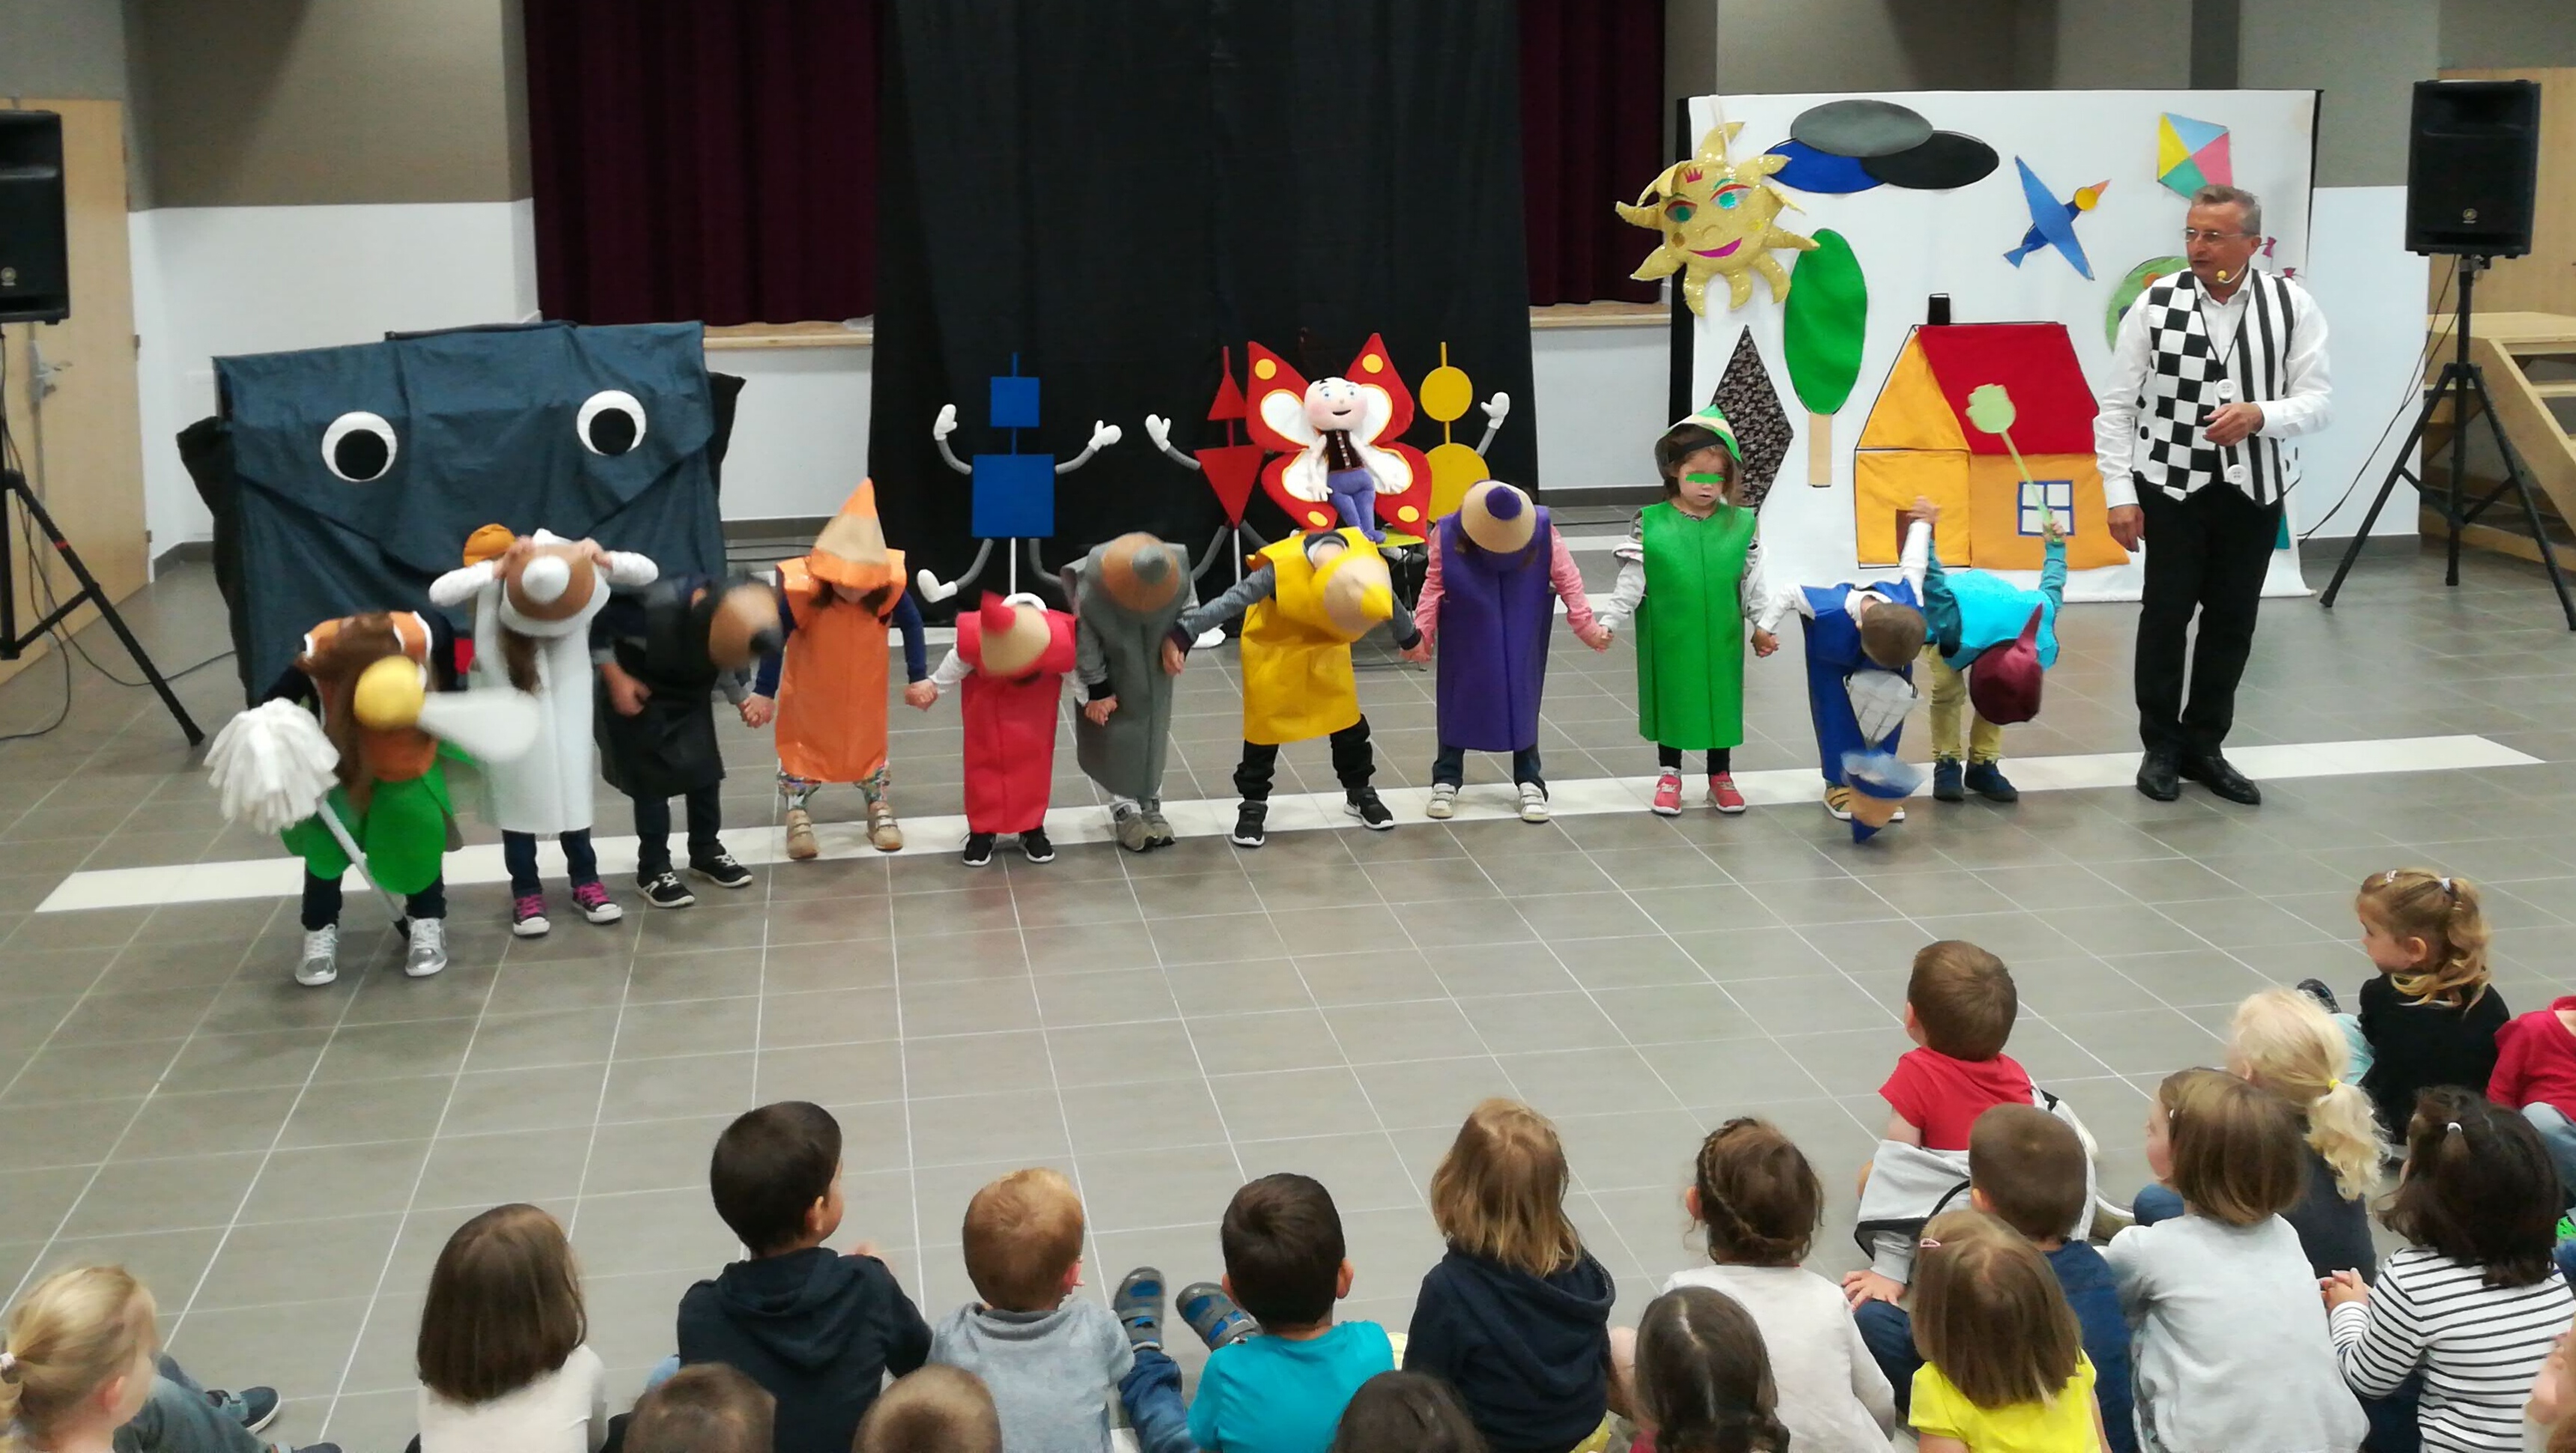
[1,1264,328,1453]
[2324,1088,2572,1453]
[676,1101,931,1453]
[1855,1105,2133,1453]
[2303,867,2506,1139]
[1907,1208,2110,1453]
[1406,1099,1617,1453]
[930,1168,1158,1453]
[1611,1117,1894,1452]
[1167,1173,1395,1453]
[2109,1069,2366,1453]
[1627,1286,1792,1453]
[2522,1331,2576,1453]
[2134,988,2384,1279]
[414,1204,606,1453]
[620,1365,774,1453]
[2487,989,2576,1201]
[1328,1372,1489,1453]
[856,1367,1003,1453]
[1847,940,2035,1308]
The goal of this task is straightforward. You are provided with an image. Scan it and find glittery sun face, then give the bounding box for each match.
[1619,122,1817,315]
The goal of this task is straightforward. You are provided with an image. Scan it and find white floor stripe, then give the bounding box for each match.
[31,734,2542,914]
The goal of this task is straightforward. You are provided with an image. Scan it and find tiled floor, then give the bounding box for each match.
[5,546,2576,1451]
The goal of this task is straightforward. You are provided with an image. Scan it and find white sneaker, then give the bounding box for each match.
[404,917,449,978]
[1426,783,1459,819]
[1517,783,1551,823]
[295,925,338,987]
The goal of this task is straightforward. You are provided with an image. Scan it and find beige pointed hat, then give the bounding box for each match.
[809,481,903,594]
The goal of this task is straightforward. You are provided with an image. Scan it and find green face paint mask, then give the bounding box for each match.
[1682,472,1727,487]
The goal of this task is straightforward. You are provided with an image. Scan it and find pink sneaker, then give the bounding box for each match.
[1650,770,1685,816]
[571,881,624,926]
[1709,774,1746,814]
[511,894,551,938]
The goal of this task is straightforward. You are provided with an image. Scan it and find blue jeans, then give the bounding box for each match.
[115,1355,265,1453]
[2133,1183,2183,1225]
[502,828,600,897]
[1851,1298,1924,1419]
[1433,744,1544,789]
[1120,1346,1197,1453]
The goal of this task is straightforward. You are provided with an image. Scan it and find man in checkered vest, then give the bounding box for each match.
[2094,184,2332,807]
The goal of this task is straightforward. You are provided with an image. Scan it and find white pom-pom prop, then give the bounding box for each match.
[206,700,341,834]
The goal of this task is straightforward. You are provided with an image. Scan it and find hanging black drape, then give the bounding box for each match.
[1521,0,1666,305]
[524,0,877,326]
[873,0,1540,602]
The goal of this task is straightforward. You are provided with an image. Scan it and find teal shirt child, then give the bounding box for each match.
[1185,1320,1396,1453]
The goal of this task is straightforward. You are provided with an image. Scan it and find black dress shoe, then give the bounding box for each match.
[2135,750,2181,802]
[2181,752,2261,805]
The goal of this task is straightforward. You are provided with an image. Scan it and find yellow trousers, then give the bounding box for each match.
[1922,646,2004,763]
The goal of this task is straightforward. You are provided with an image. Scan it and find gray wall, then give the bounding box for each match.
[2441,0,2576,68]
[1716,0,2033,94]
[0,0,130,99]
[2239,0,2438,186]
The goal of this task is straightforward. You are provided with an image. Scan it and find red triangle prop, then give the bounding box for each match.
[1197,443,1265,524]
[1206,346,1248,422]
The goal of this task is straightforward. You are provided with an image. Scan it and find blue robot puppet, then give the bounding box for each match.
[916,357,1122,604]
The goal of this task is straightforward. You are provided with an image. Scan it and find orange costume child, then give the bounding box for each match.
[744,482,932,858]
[922,593,1078,867]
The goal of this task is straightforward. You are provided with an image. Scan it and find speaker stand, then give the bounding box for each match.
[2319,257,2576,630]
[0,468,204,744]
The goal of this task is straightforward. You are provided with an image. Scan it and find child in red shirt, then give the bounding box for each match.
[2490,996,2576,1200]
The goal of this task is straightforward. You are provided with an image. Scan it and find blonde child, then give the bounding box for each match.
[2324,1088,2572,1453]
[1407,1099,1617,1453]
[2107,1069,2366,1453]
[1611,1119,1894,1452]
[414,1204,606,1453]
[1593,406,1778,817]
[2303,868,2506,1138]
[0,1264,320,1453]
[1909,1209,2109,1453]
[857,1367,1002,1453]
[2133,988,2385,1278]
[622,1365,774,1453]
[1627,1287,1791,1453]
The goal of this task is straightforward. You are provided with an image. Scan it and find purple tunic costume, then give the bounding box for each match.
[1434,508,1555,753]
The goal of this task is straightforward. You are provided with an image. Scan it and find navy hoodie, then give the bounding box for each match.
[1405,1247,1616,1453]
[675,1248,932,1453]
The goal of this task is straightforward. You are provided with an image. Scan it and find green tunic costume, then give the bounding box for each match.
[1635,501,1757,750]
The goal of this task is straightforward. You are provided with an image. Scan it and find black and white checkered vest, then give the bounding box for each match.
[2129,269,2303,506]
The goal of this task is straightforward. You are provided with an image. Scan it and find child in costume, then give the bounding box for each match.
[595,574,780,908]
[1920,497,2066,805]
[431,527,657,935]
[258,610,464,986]
[742,482,932,859]
[1406,479,1607,824]
[1065,533,1194,853]
[1756,514,1930,827]
[920,593,1077,867]
[1170,527,1418,849]
[1594,406,1777,818]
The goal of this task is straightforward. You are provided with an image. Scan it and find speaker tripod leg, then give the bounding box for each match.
[2320,372,2445,608]
[3,476,204,744]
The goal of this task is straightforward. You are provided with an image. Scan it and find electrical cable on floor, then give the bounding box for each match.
[2298,257,2460,542]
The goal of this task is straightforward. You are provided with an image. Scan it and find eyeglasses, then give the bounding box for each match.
[2180,228,2253,244]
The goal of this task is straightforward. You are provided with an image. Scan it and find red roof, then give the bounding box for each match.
[1912,323,2099,455]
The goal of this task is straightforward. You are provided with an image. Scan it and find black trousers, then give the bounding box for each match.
[632,784,723,877]
[2136,482,2282,758]
[1235,718,1373,801]
[301,870,445,931]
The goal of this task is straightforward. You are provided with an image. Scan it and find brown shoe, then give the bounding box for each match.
[785,807,818,861]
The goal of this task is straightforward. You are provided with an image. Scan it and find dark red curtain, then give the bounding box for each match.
[1519,0,1665,305]
[523,0,876,326]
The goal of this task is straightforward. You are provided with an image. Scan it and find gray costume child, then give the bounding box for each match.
[1064,533,1194,852]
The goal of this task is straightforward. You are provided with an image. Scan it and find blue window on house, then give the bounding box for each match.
[2017,479,2074,536]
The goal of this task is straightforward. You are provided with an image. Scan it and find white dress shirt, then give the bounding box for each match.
[2094,271,2334,509]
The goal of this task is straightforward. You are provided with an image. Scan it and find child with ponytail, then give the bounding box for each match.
[2305,867,2507,1139]
[0,1264,315,1453]
[1628,1287,1791,1453]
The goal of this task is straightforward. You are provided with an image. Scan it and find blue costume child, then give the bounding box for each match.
[1922,519,2066,804]
[1758,518,1931,828]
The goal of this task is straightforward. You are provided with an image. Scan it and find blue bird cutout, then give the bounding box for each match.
[2002,158,2106,281]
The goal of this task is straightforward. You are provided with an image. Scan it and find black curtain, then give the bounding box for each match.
[873,0,1538,607]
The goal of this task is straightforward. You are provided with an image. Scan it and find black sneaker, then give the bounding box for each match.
[962,833,997,867]
[1345,788,1394,830]
[2295,977,2341,1015]
[639,870,696,909]
[206,1386,279,1433]
[1230,802,1267,849]
[690,852,754,890]
[1019,827,1054,864]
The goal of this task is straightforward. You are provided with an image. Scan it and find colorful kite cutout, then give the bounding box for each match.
[2003,160,2106,280]
[1617,121,1818,315]
[2157,113,2233,198]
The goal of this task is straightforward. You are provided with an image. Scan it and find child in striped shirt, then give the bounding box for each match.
[2325,1088,2574,1453]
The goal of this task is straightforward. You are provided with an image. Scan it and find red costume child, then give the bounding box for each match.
[926,593,1077,866]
